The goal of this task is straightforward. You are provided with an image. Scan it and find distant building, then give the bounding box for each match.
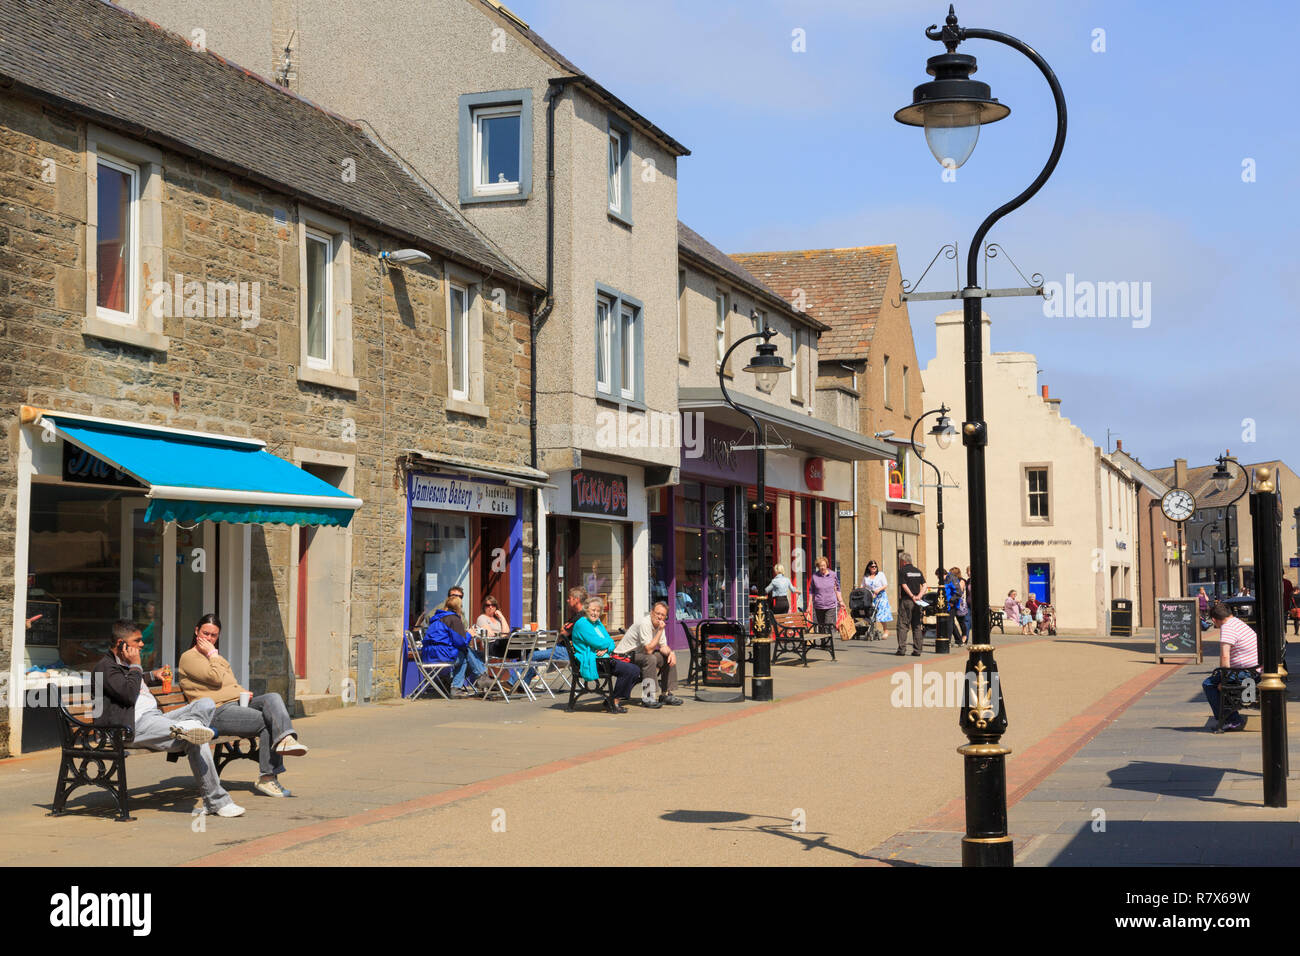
[920,310,1139,633]
[1109,446,1183,625]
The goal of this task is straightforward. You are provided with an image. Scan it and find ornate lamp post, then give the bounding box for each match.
[1199,521,1221,596]
[894,5,1067,866]
[910,405,958,647]
[719,312,790,702]
[1210,452,1249,596]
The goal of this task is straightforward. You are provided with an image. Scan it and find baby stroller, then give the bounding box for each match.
[1037,603,1058,637]
[848,588,883,641]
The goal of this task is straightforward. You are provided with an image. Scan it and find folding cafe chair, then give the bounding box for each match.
[405,628,452,701]
[482,629,540,702]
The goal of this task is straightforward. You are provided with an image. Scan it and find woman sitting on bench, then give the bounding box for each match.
[571,597,640,714]
[177,613,308,798]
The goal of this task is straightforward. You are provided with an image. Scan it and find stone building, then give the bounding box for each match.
[0,0,540,754]
[919,310,1139,633]
[730,246,925,589]
[117,0,689,634]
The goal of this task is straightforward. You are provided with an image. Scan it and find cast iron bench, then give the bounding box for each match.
[988,610,1005,634]
[558,635,618,712]
[772,613,836,666]
[49,682,260,822]
[1215,667,1263,733]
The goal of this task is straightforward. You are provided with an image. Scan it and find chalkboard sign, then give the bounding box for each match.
[1155,598,1202,663]
[25,600,61,647]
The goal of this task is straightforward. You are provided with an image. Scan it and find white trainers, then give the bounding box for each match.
[215,802,245,818]
[169,722,214,746]
[274,735,309,757]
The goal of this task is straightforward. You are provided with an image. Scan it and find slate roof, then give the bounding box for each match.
[729,246,899,362]
[0,0,536,288]
[678,222,827,332]
[1150,459,1283,508]
[476,0,690,158]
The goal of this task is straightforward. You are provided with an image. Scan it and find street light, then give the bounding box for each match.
[894,4,1067,867]
[910,405,958,649]
[1213,452,1249,594]
[720,311,790,702]
[1200,521,1221,597]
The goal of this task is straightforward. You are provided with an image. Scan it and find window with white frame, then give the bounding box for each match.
[95,156,138,323]
[84,127,167,351]
[715,291,729,369]
[678,269,687,359]
[1027,467,1050,519]
[473,104,522,195]
[608,129,623,214]
[789,328,800,400]
[595,285,643,404]
[458,89,532,204]
[449,282,470,401]
[304,229,333,369]
[885,449,922,505]
[297,207,356,391]
[596,297,613,393]
[444,264,488,416]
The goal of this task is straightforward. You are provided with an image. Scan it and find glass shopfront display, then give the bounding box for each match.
[674,482,736,624]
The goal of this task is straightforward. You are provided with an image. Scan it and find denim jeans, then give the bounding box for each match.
[212,693,295,776]
[452,646,486,688]
[129,697,233,812]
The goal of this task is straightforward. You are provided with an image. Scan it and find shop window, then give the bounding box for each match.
[675,482,734,621]
[580,520,626,628]
[885,450,923,506]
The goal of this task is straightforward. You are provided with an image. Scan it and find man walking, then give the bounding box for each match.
[896,553,926,657]
[94,619,245,817]
[1202,601,1259,731]
[615,601,683,707]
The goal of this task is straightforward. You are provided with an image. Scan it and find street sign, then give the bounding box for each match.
[838,510,855,518]
[1290,558,1299,568]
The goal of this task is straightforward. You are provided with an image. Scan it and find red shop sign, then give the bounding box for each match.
[804,457,825,491]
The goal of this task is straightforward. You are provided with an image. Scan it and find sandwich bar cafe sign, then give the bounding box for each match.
[410,475,515,515]
[571,469,628,517]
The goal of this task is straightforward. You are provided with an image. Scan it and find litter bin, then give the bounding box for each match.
[1110,598,1133,637]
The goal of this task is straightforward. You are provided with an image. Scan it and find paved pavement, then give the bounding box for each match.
[3,628,1285,866]
[866,640,1300,866]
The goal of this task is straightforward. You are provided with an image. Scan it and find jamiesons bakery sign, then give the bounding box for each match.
[571,469,628,517]
[410,475,516,515]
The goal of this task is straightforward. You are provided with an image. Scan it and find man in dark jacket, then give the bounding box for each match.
[94,619,244,817]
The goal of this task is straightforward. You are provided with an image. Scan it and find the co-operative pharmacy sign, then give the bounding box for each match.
[410,475,516,516]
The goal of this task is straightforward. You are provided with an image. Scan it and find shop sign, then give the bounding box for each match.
[62,443,138,487]
[410,475,515,515]
[805,457,825,491]
[570,469,628,517]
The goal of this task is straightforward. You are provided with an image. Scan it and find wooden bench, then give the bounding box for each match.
[559,636,617,713]
[772,613,836,666]
[49,682,260,822]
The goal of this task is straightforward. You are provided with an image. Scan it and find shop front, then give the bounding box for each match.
[399,452,548,697]
[542,461,646,633]
[9,408,361,754]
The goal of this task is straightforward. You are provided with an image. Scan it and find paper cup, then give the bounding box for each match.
[238,691,252,707]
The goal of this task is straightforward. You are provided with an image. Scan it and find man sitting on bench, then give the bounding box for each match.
[1202,601,1259,732]
[615,601,682,708]
[93,619,245,818]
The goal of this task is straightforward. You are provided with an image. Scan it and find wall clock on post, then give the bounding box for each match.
[1161,488,1196,523]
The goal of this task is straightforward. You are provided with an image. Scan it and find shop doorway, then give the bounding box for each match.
[1028,562,1050,603]
[547,517,631,630]
[293,462,351,694]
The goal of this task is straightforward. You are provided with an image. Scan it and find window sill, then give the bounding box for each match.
[596,395,646,414]
[82,315,169,352]
[447,397,489,419]
[297,364,359,392]
[607,208,633,229]
[791,395,805,406]
[678,353,690,364]
[461,190,529,206]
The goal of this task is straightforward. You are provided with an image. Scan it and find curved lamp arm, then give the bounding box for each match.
[933,26,1068,287]
[718,328,774,443]
[909,407,946,488]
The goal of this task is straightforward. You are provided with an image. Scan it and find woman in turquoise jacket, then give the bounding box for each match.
[571,597,641,713]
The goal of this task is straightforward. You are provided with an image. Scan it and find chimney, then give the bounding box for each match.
[1041,385,1049,400]
[1116,439,1123,452]
[1174,457,1188,489]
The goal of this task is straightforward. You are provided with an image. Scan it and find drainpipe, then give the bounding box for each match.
[529,78,567,625]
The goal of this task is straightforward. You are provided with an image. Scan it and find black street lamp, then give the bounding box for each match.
[1211,452,1249,595]
[911,405,958,646]
[719,313,790,702]
[1199,521,1221,597]
[895,5,1067,867]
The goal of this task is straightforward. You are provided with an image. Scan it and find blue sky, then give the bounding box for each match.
[504,0,1299,472]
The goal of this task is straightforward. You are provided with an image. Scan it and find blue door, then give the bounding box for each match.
[1028,563,1050,603]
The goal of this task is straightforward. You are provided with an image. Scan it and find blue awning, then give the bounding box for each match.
[43,414,361,527]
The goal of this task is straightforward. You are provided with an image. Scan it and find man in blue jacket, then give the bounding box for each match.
[423,593,483,698]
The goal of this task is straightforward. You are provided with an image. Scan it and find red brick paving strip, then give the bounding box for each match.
[184,654,938,866]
